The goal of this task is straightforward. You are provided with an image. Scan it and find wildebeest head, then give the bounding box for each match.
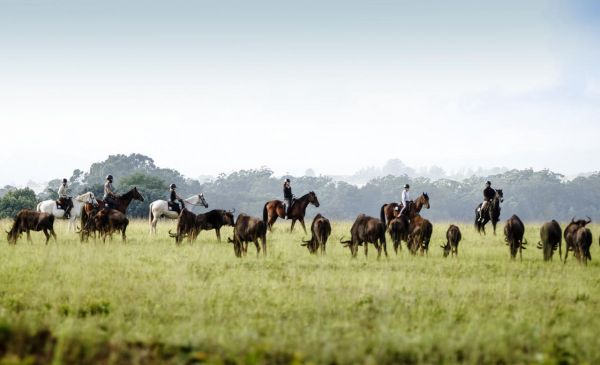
[440,242,451,257]
[570,216,592,227]
[308,191,320,207]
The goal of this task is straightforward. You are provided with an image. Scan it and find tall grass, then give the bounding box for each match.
[0,218,598,364]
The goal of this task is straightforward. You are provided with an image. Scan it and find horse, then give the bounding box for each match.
[380,193,430,226]
[263,191,320,233]
[36,192,98,232]
[81,187,144,227]
[148,194,208,234]
[475,189,503,235]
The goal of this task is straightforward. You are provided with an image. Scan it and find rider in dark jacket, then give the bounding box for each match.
[480,181,495,222]
[283,179,293,218]
[169,184,184,213]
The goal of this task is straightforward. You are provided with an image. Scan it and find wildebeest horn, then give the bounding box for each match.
[571,217,576,223]
[230,208,236,213]
[537,241,543,249]
[227,237,234,243]
[586,216,592,224]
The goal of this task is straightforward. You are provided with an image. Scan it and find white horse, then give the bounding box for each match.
[36,192,98,232]
[149,194,208,234]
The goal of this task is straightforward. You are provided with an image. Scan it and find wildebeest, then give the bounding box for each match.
[563,217,591,264]
[573,226,592,265]
[340,214,387,258]
[6,209,57,244]
[504,215,526,260]
[228,214,267,257]
[193,209,235,242]
[169,208,197,245]
[537,220,562,262]
[263,191,320,233]
[475,188,503,235]
[81,187,144,228]
[388,214,410,254]
[408,216,433,255]
[441,224,462,257]
[93,209,129,243]
[301,214,332,255]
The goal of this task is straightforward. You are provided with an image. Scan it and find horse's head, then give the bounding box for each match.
[420,192,430,209]
[495,189,504,203]
[198,193,208,208]
[132,187,144,202]
[308,191,320,207]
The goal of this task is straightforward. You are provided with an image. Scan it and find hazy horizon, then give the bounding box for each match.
[2,0,599,186]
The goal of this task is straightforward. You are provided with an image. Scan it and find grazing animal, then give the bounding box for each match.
[81,187,144,227]
[6,209,57,245]
[340,214,387,259]
[380,193,430,226]
[573,226,592,265]
[537,220,562,261]
[193,209,235,242]
[441,224,462,257]
[301,214,332,255]
[475,189,503,235]
[563,217,591,264]
[388,215,410,254]
[228,214,267,257]
[36,192,97,232]
[168,209,198,245]
[93,209,129,243]
[149,194,208,234]
[263,191,320,233]
[503,215,526,260]
[408,216,433,255]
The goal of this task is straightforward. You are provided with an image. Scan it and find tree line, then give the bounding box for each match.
[1,154,598,221]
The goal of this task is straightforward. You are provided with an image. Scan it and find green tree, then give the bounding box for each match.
[118,172,167,218]
[0,188,38,218]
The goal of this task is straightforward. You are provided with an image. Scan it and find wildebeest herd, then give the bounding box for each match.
[3,186,598,265]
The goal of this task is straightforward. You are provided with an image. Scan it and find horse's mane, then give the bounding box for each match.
[75,192,93,201]
[120,187,137,199]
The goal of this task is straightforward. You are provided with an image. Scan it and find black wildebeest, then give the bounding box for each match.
[408,215,433,256]
[194,209,235,242]
[263,191,320,233]
[475,189,503,235]
[537,220,562,262]
[388,214,410,254]
[228,214,267,257]
[441,224,462,257]
[169,209,197,244]
[563,217,591,264]
[301,214,332,255]
[6,209,57,244]
[504,214,526,260]
[380,193,430,226]
[341,214,387,259]
[573,226,593,265]
[81,187,143,228]
[93,209,129,243]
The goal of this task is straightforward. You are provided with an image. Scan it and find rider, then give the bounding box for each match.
[479,181,495,222]
[283,178,293,218]
[57,178,73,219]
[169,184,185,213]
[399,184,412,216]
[103,174,118,210]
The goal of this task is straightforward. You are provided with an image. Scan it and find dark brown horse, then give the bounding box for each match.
[380,192,430,226]
[263,191,320,233]
[475,189,503,235]
[81,187,144,226]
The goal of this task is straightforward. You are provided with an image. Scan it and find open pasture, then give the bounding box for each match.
[0,218,599,364]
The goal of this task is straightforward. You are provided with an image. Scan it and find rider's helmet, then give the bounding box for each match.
[106,174,113,181]
[62,178,68,184]
[486,181,491,186]
[404,184,410,189]
[170,183,176,189]
[285,178,290,183]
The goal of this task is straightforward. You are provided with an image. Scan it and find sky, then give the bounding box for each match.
[1,0,600,186]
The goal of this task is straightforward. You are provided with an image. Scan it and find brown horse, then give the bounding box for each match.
[81,187,144,227]
[263,191,320,233]
[380,192,430,226]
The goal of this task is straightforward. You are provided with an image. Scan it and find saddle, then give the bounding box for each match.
[56,197,72,210]
[168,201,181,212]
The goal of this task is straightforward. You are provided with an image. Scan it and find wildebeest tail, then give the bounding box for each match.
[380,204,387,226]
[262,202,269,224]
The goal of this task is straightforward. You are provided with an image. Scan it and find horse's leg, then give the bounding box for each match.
[290,220,296,233]
[299,219,307,234]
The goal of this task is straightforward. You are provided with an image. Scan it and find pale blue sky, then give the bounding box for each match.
[1,1,599,185]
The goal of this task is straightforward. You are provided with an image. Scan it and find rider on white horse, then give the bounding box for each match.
[169,184,185,213]
[148,192,208,234]
[57,178,73,219]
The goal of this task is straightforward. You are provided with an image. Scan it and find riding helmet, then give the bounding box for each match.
[404,184,410,189]
[170,183,176,189]
[285,178,290,183]
[62,178,68,183]
[486,181,491,186]
[106,174,113,181]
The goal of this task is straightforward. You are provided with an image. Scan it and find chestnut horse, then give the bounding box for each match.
[380,192,430,226]
[263,191,320,233]
[81,187,144,227]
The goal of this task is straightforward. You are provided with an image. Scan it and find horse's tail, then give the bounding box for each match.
[36,202,42,212]
[380,204,387,226]
[263,202,269,224]
[149,202,154,223]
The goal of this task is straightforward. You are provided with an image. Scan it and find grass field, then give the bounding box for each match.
[0,217,599,365]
